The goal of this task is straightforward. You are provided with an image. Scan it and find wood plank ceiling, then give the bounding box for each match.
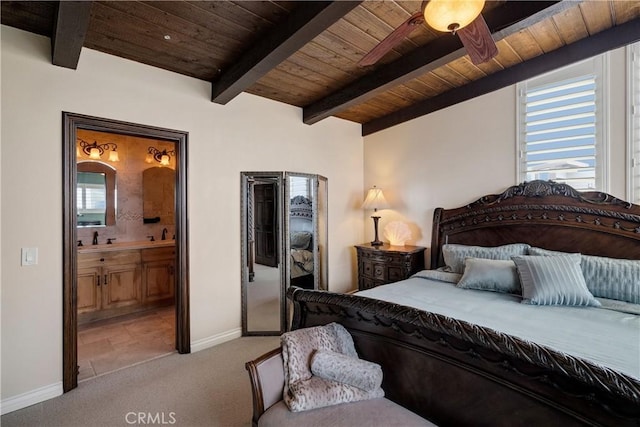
[2,1,640,135]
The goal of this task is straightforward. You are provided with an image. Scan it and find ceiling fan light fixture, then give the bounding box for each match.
[423,0,485,33]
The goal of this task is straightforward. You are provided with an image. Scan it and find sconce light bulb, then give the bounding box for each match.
[76,145,81,157]
[108,150,119,162]
[89,147,101,160]
[146,153,154,163]
[160,154,170,166]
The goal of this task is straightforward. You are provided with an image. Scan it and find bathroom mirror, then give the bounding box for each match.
[143,167,176,224]
[241,171,328,335]
[76,161,116,227]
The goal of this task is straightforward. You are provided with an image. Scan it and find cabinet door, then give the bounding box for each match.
[143,260,175,303]
[102,263,142,310]
[78,267,101,314]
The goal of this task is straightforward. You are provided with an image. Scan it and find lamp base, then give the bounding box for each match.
[370,215,383,246]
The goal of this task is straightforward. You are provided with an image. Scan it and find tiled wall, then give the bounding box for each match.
[76,129,176,246]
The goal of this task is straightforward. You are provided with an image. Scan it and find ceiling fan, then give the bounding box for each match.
[359,0,498,67]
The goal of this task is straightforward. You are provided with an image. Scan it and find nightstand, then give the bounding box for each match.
[355,244,426,291]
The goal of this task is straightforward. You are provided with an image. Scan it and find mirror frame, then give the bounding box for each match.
[63,112,190,392]
[240,172,286,335]
[76,161,116,227]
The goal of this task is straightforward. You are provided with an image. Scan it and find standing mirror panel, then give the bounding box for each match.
[317,176,328,291]
[241,171,327,335]
[286,174,316,291]
[241,172,284,335]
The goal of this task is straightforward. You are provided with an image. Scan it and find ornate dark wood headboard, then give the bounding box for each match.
[431,180,640,269]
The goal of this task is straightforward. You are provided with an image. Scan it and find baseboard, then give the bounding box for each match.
[190,327,242,353]
[1,382,63,415]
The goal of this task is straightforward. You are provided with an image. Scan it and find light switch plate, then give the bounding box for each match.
[21,248,38,266]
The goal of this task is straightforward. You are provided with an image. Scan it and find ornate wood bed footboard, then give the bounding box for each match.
[288,287,640,426]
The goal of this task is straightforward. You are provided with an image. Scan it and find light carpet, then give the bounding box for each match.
[2,336,280,427]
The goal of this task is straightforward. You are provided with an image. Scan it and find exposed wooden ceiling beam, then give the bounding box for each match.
[211,1,362,105]
[51,1,92,69]
[362,17,640,136]
[303,1,571,125]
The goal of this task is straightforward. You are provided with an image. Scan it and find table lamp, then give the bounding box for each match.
[362,185,390,246]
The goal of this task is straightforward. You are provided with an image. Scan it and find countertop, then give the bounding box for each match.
[78,239,175,253]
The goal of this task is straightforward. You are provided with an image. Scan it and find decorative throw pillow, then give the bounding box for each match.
[412,268,462,284]
[310,349,383,392]
[528,247,640,304]
[511,254,600,306]
[442,243,530,274]
[457,258,521,295]
[290,231,312,250]
[281,323,383,412]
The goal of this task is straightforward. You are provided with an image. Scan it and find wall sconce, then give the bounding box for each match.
[146,146,175,167]
[424,0,484,33]
[362,185,390,246]
[78,139,119,162]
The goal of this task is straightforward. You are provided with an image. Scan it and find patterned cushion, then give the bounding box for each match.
[512,254,600,306]
[442,243,530,274]
[310,349,383,392]
[457,258,521,295]
[281,323,383,412]
[528,247,640,304]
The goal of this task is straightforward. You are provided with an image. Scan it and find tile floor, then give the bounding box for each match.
[77,306,175,381]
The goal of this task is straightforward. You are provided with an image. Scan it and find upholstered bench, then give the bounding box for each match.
[246,348,435,427]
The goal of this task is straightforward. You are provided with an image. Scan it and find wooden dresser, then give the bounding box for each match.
[355,244,426,291]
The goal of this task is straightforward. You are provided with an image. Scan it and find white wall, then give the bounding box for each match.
[363,47,630,265]
[0,26,363,407]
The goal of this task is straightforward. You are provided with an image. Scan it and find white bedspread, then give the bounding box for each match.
[357,273,640,380]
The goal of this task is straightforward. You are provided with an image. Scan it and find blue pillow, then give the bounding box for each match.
[528,247,640,304]
[457,258,521,295]
[512,254,600,307]
[442,243,530,274]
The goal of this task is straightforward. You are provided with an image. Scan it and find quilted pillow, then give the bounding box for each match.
[442,243,530,274]
[457,258,521,295]
[512,254,600,307]
[290,231,312,250]
[310,349,383,392]
[281,323,383,412]
[528,247,640,304]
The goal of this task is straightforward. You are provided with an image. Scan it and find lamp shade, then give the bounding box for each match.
[424,0,485,33]
[362,186,390,211]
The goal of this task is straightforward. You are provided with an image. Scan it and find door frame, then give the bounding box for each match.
[62,112,190,392]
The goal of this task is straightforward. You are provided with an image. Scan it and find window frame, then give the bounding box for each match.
[516,55,609,192]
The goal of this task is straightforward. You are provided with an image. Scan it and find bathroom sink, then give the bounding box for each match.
[78,239,175,253]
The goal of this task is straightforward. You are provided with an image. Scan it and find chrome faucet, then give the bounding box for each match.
[92,231,99,245]
[161,228,168,241]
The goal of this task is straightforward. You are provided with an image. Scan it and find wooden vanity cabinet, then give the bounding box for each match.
[141,246,176,304]
[77,249,143,323]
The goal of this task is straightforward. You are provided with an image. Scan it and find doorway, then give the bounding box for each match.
[62,113,190,392]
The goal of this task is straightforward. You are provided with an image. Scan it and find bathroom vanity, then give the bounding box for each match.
[77,240,175,324]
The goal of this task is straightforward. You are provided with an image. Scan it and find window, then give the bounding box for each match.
[517,57,607,191]
[630,42,640,203]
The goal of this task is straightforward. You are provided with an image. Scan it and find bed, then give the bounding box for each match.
[289,195,315,289]
[287,180,640,426]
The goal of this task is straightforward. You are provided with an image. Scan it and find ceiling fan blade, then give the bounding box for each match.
[358,12,424,67]
[456,14,498,65]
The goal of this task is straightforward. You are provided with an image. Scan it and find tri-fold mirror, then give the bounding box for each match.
[241,172,328,335]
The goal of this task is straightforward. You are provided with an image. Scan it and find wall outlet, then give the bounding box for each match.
[21,248,38,266]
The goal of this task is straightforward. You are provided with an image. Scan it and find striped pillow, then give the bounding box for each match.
[528,247,640,304]
[512,254,600,307]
